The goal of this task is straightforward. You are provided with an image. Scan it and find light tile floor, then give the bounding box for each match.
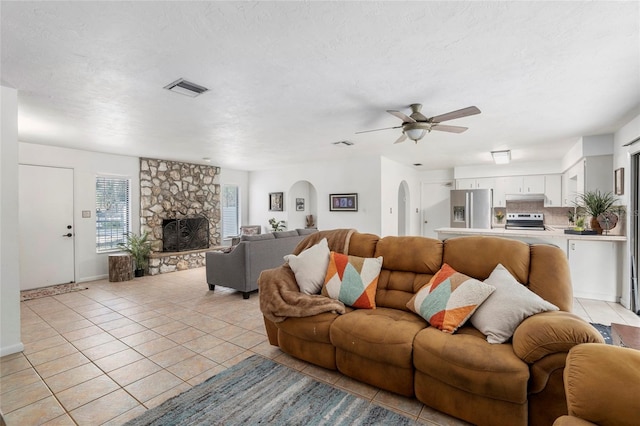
[1,267,639,425]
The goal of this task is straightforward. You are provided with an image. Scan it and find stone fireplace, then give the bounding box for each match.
[139,158,221,275]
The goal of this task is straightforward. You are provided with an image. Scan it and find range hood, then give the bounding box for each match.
[505,193,545,201]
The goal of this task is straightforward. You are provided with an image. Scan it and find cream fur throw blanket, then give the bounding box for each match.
[259,229,355,323]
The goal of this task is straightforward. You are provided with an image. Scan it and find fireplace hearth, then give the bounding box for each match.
[163,217,209,252]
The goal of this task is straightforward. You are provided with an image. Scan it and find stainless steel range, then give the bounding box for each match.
[505,213,545,231]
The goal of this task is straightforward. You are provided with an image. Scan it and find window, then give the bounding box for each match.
[222,184,239,239]
[96,176,130,252]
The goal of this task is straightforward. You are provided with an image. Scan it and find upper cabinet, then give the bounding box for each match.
[503,175,545,194]
[544,175,562,206]
[561,155,613,206]
[455,178,495,190]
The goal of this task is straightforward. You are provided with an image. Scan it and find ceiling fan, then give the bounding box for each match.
[356,104,481,144]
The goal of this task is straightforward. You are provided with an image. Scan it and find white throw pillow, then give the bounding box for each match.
[471,264,559,344]
[284,238,330,295]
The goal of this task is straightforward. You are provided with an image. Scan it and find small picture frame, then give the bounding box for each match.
[296,198,305,211]
[614,168,624,195]
[269,192,284,211]
[329,193,358,212]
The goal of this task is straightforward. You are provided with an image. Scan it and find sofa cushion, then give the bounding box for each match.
[330,308,427,367]
[284,238,329,295]
[406,263,495,333]
[471,264,558,344]
[413,326,530,404]
[241,233,275,242]
[274,230,299,238]
[296,228,317,235]
[322,252,382,309]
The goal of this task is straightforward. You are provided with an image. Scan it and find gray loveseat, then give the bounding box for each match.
[206,229,317,299]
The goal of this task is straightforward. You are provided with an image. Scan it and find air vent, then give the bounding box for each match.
[332,140,354,146]
[164,78,209,97]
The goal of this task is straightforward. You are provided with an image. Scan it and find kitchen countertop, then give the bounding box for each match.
[436,227,627,242]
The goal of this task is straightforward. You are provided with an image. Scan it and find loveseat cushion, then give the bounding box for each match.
[413,326,530,403]
[330,308,427,397]
[330,308,426,367]
[241,233,275,241]
[274,230,299,238]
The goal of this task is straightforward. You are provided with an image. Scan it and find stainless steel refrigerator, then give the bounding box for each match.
[450,189,493,229]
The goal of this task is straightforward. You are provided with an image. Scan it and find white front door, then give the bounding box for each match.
[19,165,75,290]
[421,182,453,238]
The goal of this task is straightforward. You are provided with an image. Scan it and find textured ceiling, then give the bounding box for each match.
[2,1,639,171]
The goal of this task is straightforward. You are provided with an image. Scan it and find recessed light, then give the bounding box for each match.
[164,78,209,97]
[202,157,211,163]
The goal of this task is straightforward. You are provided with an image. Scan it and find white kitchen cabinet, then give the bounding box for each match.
[544,175,562,206]
[504,175,545,194]
[493,177,507,207]
[567,239,618,302]
[562,155,613,206]
[456,178,495,190]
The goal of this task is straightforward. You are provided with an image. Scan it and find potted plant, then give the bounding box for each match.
[574,190,618,234]
[268,218,286,232]
[119,231,152,277]
[495,210,505,224]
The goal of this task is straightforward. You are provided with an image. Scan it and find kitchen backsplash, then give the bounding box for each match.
[492,201,626,235]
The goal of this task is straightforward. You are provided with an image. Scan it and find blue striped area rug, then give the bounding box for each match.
[125,355,417,425]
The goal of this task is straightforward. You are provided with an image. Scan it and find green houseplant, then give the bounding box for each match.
[574,190,618,234]
[268,218,286,232]
[119,231,152,276]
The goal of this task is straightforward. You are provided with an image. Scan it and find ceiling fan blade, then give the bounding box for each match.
[429,106,481,123]
[355,125,402,135]
[431,124,468,133]
[387,110,416,123]
[393,133,408,144]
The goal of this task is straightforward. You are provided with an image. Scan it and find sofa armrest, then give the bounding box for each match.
[512,311,604,363]
[553,416,596,426]
[559,344,640,426]
[206,246,247,289]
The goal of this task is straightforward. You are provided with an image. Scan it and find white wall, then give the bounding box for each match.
[613,113,640,308]
[1,86,24,356]
[380,157,421,237]
[249,157,382,235]
[19,143,140,282]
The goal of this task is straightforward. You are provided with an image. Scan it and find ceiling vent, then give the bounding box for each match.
[164,78,209,97]
[332,140,354,146]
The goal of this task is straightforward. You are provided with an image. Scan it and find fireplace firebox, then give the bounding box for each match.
[162,217,209,252]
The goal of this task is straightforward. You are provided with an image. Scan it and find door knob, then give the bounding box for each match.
[63,233,72,237]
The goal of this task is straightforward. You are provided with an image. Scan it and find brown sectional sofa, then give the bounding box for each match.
[259,230,605,426]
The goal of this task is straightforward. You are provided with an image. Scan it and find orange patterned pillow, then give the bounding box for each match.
[322,252,382,309]
[406,263,495,333]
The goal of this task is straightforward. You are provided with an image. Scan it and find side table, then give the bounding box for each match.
[109,253,133,282]
[611,323,640,350]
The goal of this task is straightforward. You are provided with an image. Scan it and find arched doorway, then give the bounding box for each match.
[288,180,318,230]
[398,181,410,236]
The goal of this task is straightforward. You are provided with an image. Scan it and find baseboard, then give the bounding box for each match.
[77,274,108,283]
[0,342,25,357]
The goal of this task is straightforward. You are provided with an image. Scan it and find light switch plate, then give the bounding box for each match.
[82,210,91,218]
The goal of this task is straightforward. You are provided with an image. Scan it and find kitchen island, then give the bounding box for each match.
[436,227,626,302]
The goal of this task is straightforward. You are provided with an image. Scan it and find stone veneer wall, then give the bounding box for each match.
[140,158,221,274]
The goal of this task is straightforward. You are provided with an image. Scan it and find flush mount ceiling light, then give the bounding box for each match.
[491,150,511,164]
[164,78,209,97]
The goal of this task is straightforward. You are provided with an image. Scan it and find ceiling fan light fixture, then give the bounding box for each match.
[405,128,427,142]
[491,150,511,164]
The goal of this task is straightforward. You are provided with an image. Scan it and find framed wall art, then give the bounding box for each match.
[269,192,284,211]
[329,193,358,212]
[614,168,624,195]
[296,198,305,211]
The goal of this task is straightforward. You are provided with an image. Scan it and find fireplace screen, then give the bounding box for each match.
[163,218,209,252]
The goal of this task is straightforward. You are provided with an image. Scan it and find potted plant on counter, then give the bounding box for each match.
[575,190,618,235]
[119,231,152,277]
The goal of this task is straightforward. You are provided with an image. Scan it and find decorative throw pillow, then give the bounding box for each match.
[471,264,559,344]
[406,263,495,333]
[284,238,330,295]
[322,252,383,309]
